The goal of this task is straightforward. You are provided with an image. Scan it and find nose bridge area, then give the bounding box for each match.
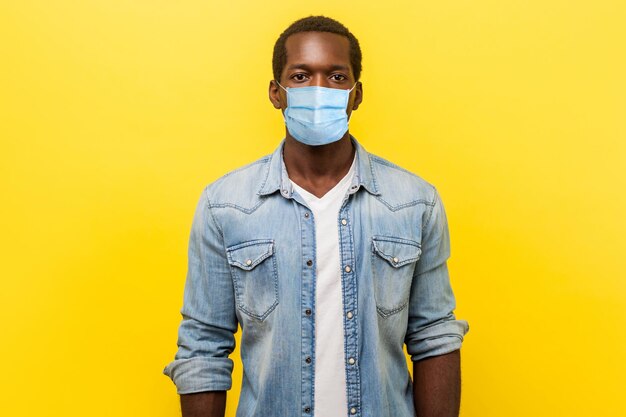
[311,73,329,88]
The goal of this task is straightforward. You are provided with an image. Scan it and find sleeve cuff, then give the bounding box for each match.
[162,356,234,394]
[405,319,469,362]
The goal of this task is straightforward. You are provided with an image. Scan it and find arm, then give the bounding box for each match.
[163,187,238,417]
[180,391,227,417]
[413,349,461,417]
[404,187,469,417]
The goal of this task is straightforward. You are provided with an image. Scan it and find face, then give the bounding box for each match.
[269,31,363,118]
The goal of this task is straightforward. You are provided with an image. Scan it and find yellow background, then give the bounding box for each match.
[1,1,624,416]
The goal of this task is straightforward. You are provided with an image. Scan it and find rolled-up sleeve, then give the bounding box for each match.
[405,187,469,362]
[162,187,238,394]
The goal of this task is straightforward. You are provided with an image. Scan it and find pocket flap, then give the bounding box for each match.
[372,236,421,267]
[226,239,274,270]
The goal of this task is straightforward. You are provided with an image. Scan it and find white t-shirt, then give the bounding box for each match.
[289,155,356,417]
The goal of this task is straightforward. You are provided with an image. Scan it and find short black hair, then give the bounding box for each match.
[272,15,362,82]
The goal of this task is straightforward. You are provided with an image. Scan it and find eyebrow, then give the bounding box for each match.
[286,63,350,72]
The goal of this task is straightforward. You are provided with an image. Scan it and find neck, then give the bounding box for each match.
[283,132,355,186]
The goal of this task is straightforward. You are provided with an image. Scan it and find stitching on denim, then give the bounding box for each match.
[334,190,348,405]
[229,245,279,322]
[369,154,439,211]
[226,240,274,269]
[308,201,318,412]
[339,195,361,413]
[207,154,273,197]
[209,198,268,214]
[338,199,350,389]
[204,187,225,240]
[203,188,241,328]
[226,238,274,251]
[366,152,380,193]
[372,246,410,320]
[422,187,439,234]
[371,238,422,267]
[372,246,420,266]
[373,195,434,212]
[370,235,414,319]
[370,155,419,176]
[376,301,409,318]
[372,235,421,247]
[295,201,312,413]
[257,151,277,195]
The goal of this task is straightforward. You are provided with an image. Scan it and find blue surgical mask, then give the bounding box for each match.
[277,81,357,146]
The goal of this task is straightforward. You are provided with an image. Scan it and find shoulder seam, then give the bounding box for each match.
[422,186,439,233]
[202,186,225,239]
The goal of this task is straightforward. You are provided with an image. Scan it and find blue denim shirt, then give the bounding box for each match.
[163,136,469,417]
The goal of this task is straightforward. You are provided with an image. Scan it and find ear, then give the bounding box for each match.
[268,80,284,110]
[351,81,363,111]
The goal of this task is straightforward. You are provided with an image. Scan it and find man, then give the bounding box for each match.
[163,15,469,417]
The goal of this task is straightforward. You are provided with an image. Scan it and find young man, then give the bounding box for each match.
[163,16,469,417]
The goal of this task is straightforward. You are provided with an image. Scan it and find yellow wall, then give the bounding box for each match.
[1,1,624,416]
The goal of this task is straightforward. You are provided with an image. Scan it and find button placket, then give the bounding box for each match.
[337,201,361,416]
[296,201,316,417]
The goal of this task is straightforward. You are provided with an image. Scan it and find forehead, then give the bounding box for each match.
[284,31,351,68]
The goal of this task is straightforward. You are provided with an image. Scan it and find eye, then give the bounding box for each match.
[331,74,347,82]
[291,73,309,82]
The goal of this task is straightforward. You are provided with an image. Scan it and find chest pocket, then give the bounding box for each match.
[226,239,279,321]
[371,236,422,318]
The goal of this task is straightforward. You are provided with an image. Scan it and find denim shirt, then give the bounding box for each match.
[163,136,470,417]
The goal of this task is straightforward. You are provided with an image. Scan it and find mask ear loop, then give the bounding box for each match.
[347,81,358,122]
[274,80,288,124]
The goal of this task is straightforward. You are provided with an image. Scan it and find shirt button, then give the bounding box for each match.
[305,309,312,316]
[245,259,252,266]
[341,218,347,226]
[392,256,399,264]
[307,259,313,267]
[304,212,310,218]
[304,406,311,413]
[348,357,356,365]
[346,311,353,319]
[344,265,352,273]
[305,356,312,364]
[350,407,357,414]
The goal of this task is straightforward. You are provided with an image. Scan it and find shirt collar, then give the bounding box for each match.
[257,135,381,197]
